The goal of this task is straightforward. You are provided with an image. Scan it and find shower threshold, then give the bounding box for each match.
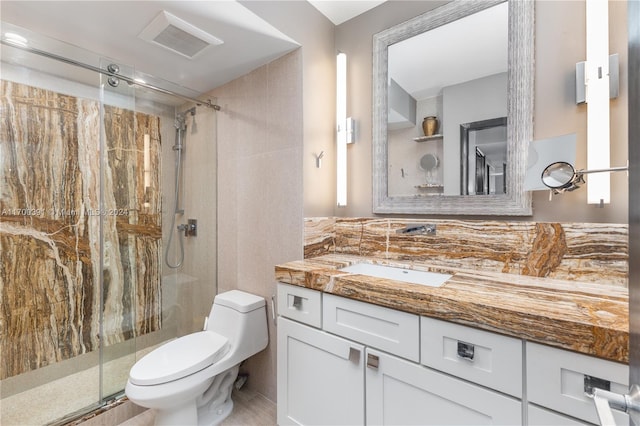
[0,333,171,426]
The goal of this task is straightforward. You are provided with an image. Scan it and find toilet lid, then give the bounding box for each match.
[129,331,229,386]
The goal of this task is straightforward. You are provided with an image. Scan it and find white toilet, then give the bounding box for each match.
[125,290,268,426]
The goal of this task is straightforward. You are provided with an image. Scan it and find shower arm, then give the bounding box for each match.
[1,39,221,111]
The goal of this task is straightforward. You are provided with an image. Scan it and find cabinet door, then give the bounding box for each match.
[365,349,522,425]
[277,317,365,425]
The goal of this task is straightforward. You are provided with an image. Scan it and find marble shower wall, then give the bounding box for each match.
[0,81,162,379]
[304,217,628,286]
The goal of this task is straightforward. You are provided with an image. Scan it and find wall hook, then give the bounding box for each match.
[315,151,325,168]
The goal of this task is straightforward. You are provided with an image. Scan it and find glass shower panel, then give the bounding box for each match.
[98,58,146,399]
[0,26,104,424]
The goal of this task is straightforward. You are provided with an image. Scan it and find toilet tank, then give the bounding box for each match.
[206,290,268,362]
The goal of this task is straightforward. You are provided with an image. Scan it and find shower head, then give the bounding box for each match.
[175,106,196,129]
[174,115,187,131]
[178,107,196,118]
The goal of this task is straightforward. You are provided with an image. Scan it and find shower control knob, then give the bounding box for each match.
[186,219,197,237]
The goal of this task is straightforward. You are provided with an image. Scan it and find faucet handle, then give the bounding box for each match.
[396,224,436,235]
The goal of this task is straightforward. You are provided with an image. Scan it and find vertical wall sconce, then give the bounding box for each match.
[336,52,348,207]
[143,134,151,207]
[579,0,616,205]
[336,52,356,207]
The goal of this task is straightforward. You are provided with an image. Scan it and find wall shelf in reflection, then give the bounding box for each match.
[414,184,444,189]
[413,134,443,142]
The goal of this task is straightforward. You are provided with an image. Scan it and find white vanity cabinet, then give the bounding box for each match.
[277,283,523,425]
[277,282,628,426]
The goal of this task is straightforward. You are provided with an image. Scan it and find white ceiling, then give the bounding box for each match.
[0,0,390,103]
[308,0,387,25]
[0,1,301,101]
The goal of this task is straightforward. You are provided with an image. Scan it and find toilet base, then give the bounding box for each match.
[154,401,198,426]
[148,365,239,426]
[198,398,234,426]
[197,365,239,425]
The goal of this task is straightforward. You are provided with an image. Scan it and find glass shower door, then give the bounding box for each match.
[1,22,193,424]
[0,28,107,424]
[99,58,146,400]
[0,24,150,424]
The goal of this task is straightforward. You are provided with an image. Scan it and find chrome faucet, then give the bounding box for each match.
[396,224,436,235]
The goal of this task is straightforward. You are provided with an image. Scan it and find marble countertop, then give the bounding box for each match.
[275,254,629,363]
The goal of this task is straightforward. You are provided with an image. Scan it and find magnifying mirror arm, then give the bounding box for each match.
[571,165,629,189]
[578,165,629,175]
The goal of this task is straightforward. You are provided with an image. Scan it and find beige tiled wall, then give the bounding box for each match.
[207,50,304,402]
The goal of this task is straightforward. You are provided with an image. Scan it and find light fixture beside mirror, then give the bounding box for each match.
[372,0,534,215]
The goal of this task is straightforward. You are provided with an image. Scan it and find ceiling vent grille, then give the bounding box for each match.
[139,11,223,59]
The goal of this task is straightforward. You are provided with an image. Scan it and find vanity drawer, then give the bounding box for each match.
[277,283,322,328]
[420,316,523,397]
[527,404,591,426]
[323,294,420,362]
[526,342,629,425]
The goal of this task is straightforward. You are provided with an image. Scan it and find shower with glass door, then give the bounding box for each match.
[0,21,218,425]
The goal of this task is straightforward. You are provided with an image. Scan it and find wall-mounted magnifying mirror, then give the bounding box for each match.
[541,162,584,192]
[541,161,628,194]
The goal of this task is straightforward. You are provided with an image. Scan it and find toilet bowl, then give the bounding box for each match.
[125,290,268,426]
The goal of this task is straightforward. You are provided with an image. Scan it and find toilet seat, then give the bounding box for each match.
[129,331,229,386]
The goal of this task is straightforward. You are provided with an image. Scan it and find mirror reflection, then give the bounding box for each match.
[387,1,508,198]
[461,117,507,195]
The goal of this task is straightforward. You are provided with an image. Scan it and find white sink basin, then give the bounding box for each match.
[339,263,452,287]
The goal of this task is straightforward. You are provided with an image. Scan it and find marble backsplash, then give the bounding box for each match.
[0,81,162,379]
[304,217,628,286]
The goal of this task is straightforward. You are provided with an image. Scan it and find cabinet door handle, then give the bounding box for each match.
[367,353,379,369]
[457,341,475,361]
[271,294,277,325]
[349,347,361,362]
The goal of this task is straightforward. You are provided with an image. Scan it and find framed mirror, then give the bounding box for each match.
[372,0,533,215]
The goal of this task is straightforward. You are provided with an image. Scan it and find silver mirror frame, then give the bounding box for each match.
[372,0,534,215]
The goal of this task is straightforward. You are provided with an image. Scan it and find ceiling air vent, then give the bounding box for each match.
[138,11,223,59]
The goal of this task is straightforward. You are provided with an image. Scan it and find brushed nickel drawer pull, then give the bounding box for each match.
[292,295,303,309]
[367,353,379,369]
[584,375,611,395]
[457,341,475,360]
